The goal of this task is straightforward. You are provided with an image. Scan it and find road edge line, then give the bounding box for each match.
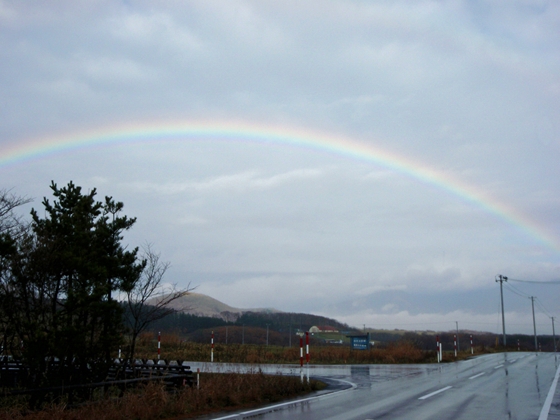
[210,378,358,420]
[538,363,560,420]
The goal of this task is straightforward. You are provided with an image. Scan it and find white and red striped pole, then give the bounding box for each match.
[300,336,304,367]
[158,331,161,360]
[436,335,440,363]
[454,334,457,357]
[306,332,310,364]
[211,331,214,362]
[300,336,304,384]
[470,334,473,355]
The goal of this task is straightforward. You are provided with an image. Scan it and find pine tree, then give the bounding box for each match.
[1,181,144,389]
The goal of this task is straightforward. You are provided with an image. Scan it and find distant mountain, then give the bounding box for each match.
[143,293,357,344]
[150,292,282,321]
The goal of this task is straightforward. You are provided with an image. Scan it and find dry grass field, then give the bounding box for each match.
[0,371,323,420]
[133,333,471,364]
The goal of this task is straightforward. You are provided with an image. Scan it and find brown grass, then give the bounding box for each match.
[0,372,322,420]
[133,340,440,364]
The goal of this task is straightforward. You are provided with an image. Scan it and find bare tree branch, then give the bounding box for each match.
[0,188,32,237]
[125,244,194,361]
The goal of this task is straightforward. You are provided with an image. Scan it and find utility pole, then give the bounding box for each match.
[495,275,508,346]
[552,317,557,353]
[456,321,460,352]
[530,296,537,351]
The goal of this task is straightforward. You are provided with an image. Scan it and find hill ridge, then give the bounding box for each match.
[152,292,282,321]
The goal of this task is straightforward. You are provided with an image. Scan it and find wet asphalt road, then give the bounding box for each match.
[193,352,560,420]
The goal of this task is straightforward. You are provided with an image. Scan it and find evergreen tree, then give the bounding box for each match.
[0,181,144,389]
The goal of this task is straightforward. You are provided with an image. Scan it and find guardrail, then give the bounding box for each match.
[0,357,194,405]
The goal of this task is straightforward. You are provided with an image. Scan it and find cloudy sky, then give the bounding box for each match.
[1,1,559,335]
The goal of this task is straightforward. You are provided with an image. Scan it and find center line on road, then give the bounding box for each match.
[494,364,504,369]
[418,386,452,400]
[469,372,486,380]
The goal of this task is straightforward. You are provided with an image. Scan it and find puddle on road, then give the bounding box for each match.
[192,362,436,389]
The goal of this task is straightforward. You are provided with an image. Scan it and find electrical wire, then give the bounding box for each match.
[502,280,557,319]
[503,282,530,299]
[535,297,555,319]
[506,281,531,297]
[506,283,530,298]
[509,278,560,284]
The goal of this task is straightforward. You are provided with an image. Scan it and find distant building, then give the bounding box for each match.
[309,325,339,333]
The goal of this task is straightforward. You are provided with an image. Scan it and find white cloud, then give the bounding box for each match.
[106,10,205,53]
[178,215,208,226]
[1,0,559,334]
[123,168,324,195]
[354,284,408,296]
[335,309,553,336]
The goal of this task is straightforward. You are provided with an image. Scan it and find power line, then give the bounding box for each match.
[535,297,555,319]
[503,280,557,318]
[509,278,560,284]
[506,282,530,296]
[504,282,533,300]
[462,321,550,327]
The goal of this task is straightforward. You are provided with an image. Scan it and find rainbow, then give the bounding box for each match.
[1,119,559,253]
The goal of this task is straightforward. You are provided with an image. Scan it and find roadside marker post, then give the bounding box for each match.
[299,336,304,383]
[300,337,303,367]
[454,335,457,358]
[436,335,440,363]
[470,334,473,355]
[305,332,310,365]
[158,331,161,360]
[211,331,214,362]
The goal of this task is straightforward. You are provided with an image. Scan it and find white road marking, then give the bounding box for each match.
[469,372,485,380]
[211,379,358,420]
[538,364,560,420]
[494,364,504,369]
[418,386,453,400]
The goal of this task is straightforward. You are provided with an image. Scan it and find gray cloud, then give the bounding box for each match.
[1,0,559,334]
